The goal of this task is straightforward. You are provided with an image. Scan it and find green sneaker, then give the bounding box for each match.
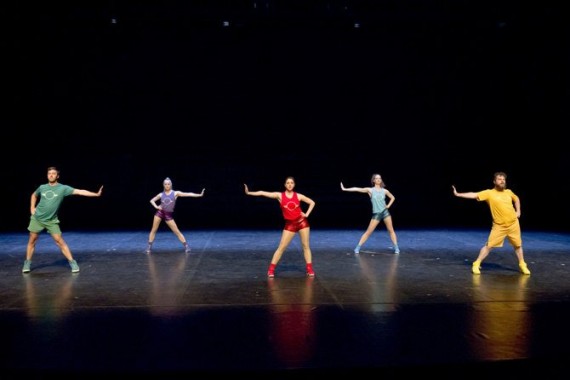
[69,260,80,273]
[22,260,32,273]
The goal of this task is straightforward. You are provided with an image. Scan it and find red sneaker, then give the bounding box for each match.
[306,263,315,277]
[267,263,276,278]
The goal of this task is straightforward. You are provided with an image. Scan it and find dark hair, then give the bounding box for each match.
[47,166,59,174]
[494,171,507,180]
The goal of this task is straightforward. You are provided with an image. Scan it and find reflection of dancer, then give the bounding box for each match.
[452,171,530,275]
[146,177,205,254]
[24,271,76,320]
[147,251,189,316]
[244,177,316,278]
[469,274,531,359]
[341,174,399,254]
[267,277,316,366]
[23,166,103,273]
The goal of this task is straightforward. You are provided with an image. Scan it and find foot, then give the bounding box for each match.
[306,264,315,277]
[22,260,31,273]
[354,245,360,254]
[69,260,80,273]
[267,263,276,278]
[519,262,531,275]
[472,262,481,275]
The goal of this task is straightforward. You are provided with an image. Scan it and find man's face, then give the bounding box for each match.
[494,175,506,190]
[47,170,59,183]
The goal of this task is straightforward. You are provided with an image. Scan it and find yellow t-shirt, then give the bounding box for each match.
[477,188,518,225]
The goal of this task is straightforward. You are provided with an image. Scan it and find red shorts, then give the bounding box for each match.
[284,217,310,232]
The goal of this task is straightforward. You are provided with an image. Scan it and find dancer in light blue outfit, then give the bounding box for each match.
[341,173,400,254]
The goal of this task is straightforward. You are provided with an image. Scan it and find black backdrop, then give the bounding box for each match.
[4,1,568,232]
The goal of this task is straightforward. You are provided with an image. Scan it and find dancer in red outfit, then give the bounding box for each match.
[244,177,316,278]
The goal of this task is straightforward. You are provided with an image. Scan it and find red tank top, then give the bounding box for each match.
[281,191,301,221]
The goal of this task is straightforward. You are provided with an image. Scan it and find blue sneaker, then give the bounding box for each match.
[69,260,80,273]
[22,260,32,273]
[394,246,400,254]
[354,245,360,254]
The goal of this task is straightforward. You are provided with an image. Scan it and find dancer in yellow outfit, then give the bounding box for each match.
[452,171,530,275]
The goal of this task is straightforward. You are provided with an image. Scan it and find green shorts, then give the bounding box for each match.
[28,216,62,235]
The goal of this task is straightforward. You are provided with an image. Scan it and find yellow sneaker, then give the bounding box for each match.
[519,262,531,275]
[472,261,481,275]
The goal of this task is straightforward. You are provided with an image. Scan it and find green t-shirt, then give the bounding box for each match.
[32,183,75,222]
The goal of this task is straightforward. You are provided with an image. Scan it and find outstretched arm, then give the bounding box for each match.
[244,184,280,199]
[177,188,205,198]
[452,185,478,200]
[73,185,104,197]
[340,182,370,194]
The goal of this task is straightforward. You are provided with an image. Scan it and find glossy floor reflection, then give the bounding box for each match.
[1,229,569,378]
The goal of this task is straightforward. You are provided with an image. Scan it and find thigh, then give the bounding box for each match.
[487,224,506,248]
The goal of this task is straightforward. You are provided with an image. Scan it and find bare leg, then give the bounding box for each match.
[514,246,530,274]
[471,245,491,274]
[298,227,312,264]
[148,215,163,243]
[26,232,40,260]
[165,219,187,244]
[51,233,74,261]
[474,245,491,263]
[357,219,380,247]
[514,246,525,262]
[383,215,399,249]
[270,230,296,265]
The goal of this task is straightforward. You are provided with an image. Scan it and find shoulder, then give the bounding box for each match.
[476,189,491,199]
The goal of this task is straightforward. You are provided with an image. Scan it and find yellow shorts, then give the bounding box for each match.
[487,219,522,248]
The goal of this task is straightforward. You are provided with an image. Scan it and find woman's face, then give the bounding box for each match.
[284,178,295,191]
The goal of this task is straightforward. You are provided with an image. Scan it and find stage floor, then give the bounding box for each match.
[1,228,569,378]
